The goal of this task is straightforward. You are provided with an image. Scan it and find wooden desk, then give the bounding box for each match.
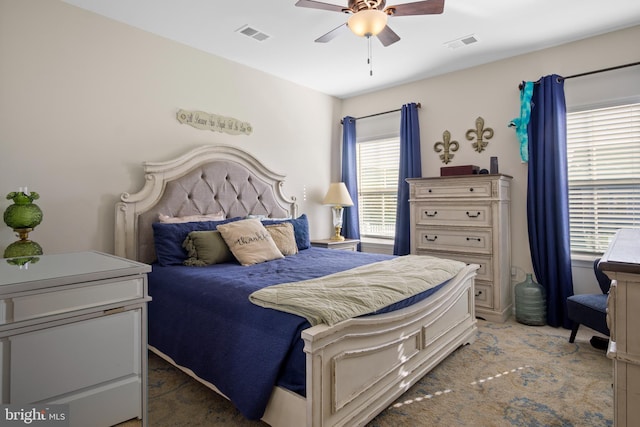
[599,229,640,427]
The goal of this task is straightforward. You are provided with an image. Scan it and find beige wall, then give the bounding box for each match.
[0,0,341,255]
[340,25,640,293]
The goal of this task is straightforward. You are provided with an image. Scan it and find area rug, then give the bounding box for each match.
[120,318,613,426]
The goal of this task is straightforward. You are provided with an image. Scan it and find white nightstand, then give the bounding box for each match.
[0,251,151,427]
[311,238,360,251]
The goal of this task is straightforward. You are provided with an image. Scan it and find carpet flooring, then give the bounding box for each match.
[120,317,613,426]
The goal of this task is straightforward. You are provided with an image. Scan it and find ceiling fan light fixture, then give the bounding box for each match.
[347,9,388,37]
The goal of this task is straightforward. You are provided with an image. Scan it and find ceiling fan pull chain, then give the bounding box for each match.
[367,35,374,76]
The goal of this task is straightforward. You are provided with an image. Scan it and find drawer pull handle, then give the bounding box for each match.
[475,290,483,297]
[425,211,438,217]
[466,237,482,242]
[469,188,474,192]
[466,211,481,218]
[425,235,438,242]
[428,189,432,193]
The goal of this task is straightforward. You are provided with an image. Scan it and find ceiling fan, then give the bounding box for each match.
[295,0,445,47]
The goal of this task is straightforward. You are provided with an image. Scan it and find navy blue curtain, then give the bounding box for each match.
[527,74,574,328]
[393,103,422,255]
[341,116,360,245]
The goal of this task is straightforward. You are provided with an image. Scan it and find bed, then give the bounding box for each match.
[114,144,478,427]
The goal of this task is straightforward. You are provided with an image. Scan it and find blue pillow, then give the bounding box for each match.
[262,214,310,250]
[153,217,241,266]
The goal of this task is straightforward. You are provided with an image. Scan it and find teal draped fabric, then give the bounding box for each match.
[526,75,574,328]
[510,81,534,162]
[393,103,422,255]
[341,116,360,247]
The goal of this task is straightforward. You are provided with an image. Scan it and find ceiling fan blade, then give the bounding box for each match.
[315,23,350,43]
[377,25,401,47]
[295,0,348,13]
[385,0,444,16]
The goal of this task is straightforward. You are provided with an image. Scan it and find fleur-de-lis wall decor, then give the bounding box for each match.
[434,130,459,164]
[466,116,494,153]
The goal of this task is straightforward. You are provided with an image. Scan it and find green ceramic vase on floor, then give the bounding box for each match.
[515,273,546,326]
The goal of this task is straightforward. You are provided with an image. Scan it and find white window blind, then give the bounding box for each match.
[356,138,400,239]
[566,102,640,255]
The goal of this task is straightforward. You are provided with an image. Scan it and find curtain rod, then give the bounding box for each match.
[518,61,640,90]
[561,61,640,81]
[340,102,421,124]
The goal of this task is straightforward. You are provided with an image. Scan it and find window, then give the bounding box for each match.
[356,138,400,239]
[566,102,640,255]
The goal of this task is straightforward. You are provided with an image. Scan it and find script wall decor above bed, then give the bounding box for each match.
[176,109,253,135]
[114,144,479,427]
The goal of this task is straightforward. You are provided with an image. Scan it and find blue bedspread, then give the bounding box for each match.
[147,248,446,420]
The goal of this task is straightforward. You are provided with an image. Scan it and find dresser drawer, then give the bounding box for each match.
[474,281,494,309]
[5,309,141,404]
[413,181,492,199]
[415,251,492,282]
[415,203,492,227]
[415,228,492,254]
[3,277,144,325]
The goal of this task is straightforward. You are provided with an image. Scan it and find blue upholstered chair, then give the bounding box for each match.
[567,258,611,343]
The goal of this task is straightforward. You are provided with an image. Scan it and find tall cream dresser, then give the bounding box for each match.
[407,174,512,322]
[0,251,151,427]
[599,228,640,427]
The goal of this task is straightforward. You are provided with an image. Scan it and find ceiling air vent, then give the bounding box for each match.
[236,25,271,42]
[444,34,479,50]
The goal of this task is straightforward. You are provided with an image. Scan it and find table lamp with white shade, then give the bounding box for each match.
[322,182,354,241]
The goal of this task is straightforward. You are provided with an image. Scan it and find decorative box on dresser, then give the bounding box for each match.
[599,228,640,427]
[0,251,151,427]
[407,174,512,322]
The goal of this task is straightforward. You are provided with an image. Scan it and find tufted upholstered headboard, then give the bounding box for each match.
[114,145,298,264]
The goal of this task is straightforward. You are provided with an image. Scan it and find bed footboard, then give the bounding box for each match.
[301,263,478,427]
[151,264,478,427]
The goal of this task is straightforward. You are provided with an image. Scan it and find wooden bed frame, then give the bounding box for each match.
[114,144,478,427]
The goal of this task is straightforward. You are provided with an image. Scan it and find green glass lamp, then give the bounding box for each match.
[3,188,43,258]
